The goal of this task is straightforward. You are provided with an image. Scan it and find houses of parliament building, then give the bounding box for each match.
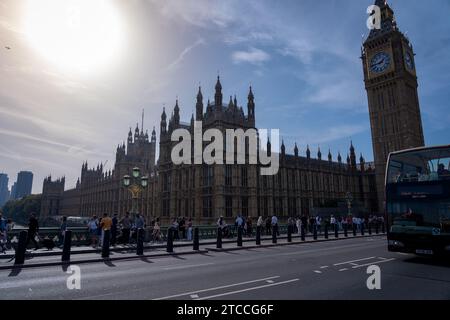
[40,0,425,224]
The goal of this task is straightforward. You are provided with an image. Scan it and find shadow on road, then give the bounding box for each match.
[103,259,116,267]
[139,257,153,264]
[8,267,22,277]
[404,256,450,267]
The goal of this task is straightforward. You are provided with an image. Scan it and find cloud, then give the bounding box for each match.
[232,47,270,65]
[283,124,368,146]
[167,38,205,71]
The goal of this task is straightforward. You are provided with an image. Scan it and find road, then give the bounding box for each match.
[1,236,449,300]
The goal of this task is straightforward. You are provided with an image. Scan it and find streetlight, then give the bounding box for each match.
[346,192,353,217]
[123,167,148,215]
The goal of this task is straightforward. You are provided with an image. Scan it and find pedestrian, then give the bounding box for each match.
[135,213,145,229]
[111,213,118,246]
[187,218,193,241]
[296,217,302,236]
[171,218,179,240]
[120,212,132,244]
[316,216,322,234]
[58,216,68,247]
[100,213,112,247]
[247,217,253,237]
[26,213,40,250]
[265,217,272,236]
[179,217,186,240]
[271,214,279,236]
[235,214,244,230]
[152,218,161,243]
[257,216,263,235]
[0,211,6,253]
[87,216,98,248]
[330,215,336,232]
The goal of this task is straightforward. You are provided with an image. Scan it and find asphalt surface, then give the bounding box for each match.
[0,236,449,300]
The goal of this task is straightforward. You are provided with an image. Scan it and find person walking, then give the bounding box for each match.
[179,217,186,240]
[26,213,40,250]
[87,216,98,248]
[271,214,279,236]
[152,218,161,243]
[120,212,132,244]
[186,218,193,241]
[265,217,272,236]
[100,213,112,247]
[171,218,180,240]
[0,211,6,253]
[296,217,302,236]
[257,216,263,235]
[58,216,68,247]
[330,215,336,232]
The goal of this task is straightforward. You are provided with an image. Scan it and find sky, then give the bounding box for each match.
[0,0,449,194]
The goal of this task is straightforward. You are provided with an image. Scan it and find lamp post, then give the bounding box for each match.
[346,192,353,217]
[123,167,148,215]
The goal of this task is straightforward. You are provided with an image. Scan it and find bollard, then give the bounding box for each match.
[101,230,111,258]
[368,223,372,235]
[325,225,329,239]
[272,226,277,244]
[61,230,72,262]
[237,227,243,247]
[301,225,306,241]
[137,228,144,256]
[313,224,318,240]
[287,225,292,243]
[14,230,28,265]
[256,226,261,245]
[193,227,200,250]
[344,224,348,237]
[216,228,223,249]
[361,224,365,236]
[375,223,379,234]
[382,222,386,234]
[353,224,357,237]
[166,229,174,253]
[335,225,339,238]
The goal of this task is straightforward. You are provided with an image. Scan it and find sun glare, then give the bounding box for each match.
[23,0,123,73]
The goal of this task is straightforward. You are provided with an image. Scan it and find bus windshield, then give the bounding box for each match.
[387,148,450,184]
[386,147,450,236]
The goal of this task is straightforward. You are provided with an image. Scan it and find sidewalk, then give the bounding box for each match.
[0,232,385,270]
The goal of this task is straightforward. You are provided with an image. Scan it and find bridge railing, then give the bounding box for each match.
[4,224,291,247]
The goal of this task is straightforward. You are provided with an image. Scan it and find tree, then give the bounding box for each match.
[2,195,41,225]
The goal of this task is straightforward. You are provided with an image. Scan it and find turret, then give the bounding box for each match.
[214,76,223,106]
[247,86,255,123]
[196,86,203,121]
[160,107,167,134]
[294,143,299,157]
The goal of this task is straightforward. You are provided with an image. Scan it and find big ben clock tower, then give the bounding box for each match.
[362,0,425,212]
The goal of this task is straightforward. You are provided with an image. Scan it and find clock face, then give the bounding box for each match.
[370,52,391,73]
[405,52,415,70]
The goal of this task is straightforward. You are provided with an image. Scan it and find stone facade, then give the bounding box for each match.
[41,77,378,224]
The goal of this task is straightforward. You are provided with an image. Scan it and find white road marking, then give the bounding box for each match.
[190,294,199,299]
[351,258,396,269]
[333,257,376,266]
[162,263,215,270]
[339,268,348,272]
[314,270,322,274]
[266,280,275,284]
[196,279,300,300]
[320,266,329,269]
[153,276,280,300]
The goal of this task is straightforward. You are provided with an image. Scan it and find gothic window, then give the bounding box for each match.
[192,169,196,188]
[241,196,248,216]
[241,166,248,187]
[202,196,212,217]
[202,165,213,187]
[225,165,233,186]
[225,196,233,217]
